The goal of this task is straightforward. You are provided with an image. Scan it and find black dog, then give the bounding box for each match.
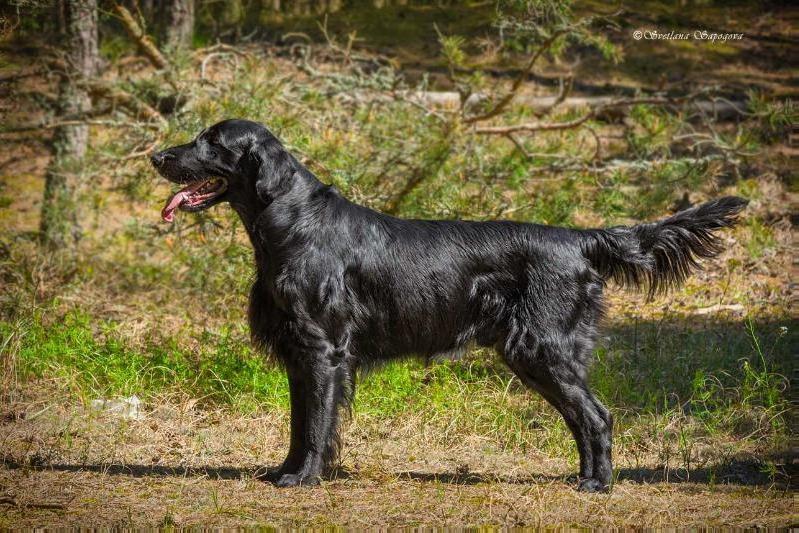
[151,119,746,492]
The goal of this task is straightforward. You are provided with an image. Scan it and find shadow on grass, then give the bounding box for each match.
[589,316,795,411]
[397,453,795,488]
[0,455,256,480]
[2,454,794,489]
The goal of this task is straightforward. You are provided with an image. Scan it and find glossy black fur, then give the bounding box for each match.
[152,119,747,492]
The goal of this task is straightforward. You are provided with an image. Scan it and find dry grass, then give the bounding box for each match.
[0,386,794,528]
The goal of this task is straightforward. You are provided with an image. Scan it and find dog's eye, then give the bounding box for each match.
[208,150,218,159]
[202,133,217,147]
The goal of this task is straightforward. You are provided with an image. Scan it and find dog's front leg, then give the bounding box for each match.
[274,352,350,487]
[257,371,308,483]
[282,371,309,473]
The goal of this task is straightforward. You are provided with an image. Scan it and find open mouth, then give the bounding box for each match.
[161,178,228,222]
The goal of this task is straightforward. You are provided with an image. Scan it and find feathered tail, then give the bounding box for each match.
[580,196,748,297]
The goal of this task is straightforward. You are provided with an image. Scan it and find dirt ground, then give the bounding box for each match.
[0,389,795,528]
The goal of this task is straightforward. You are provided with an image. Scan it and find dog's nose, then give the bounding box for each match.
[150,151,172,167]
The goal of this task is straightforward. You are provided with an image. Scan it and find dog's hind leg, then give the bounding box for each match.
[502,333,613,492]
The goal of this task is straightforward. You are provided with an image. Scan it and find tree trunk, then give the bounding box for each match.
[164,0,194,50]
[40,0,98,248]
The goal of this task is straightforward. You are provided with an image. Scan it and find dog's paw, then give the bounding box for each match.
[577,478,610,493]
[275,473,320,488]
[254,467,285,483]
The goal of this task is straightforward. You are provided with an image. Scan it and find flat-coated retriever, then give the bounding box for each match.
[151,119,747,492]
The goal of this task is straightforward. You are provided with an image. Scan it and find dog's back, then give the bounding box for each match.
[323,212,598,363]
[325,196,747,366]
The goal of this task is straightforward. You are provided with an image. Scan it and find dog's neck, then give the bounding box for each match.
[232,165,330,264]
[229,191,264,240]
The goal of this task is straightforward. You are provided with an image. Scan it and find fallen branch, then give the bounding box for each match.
[691,303,745,316]
[86,82,166,125]
[406,92,747,121]
[193,42,253,58]
[545,154,737,174]
[403,91,488,110]
[113,4,169,71]
[473,94,739,136]
[475,112,594,135]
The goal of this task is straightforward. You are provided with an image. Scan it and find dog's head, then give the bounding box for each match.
[151,119,296,222]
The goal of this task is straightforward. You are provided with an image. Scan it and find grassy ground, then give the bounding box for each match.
[0,388,793,527]
[0,1,796,527]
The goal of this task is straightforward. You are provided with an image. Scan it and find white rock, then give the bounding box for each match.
[90,395,143,420]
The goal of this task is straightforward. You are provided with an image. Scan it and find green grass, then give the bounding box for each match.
[2,307,791,458]
[742,217,777,259]
[3,312,288,412]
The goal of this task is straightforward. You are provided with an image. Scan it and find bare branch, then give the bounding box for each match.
[407,92,746,121]
[475,111,594,135]
[474,95,699,136]
[193,43,253,58]
[200,52,239,80]
[585,125,602,161]
[533,75,573,118]
[106,140,161,161]
[545,154,737,174]
[463,29,567,124]
[113,3,169,71]
[86,81,166,125]
[392,92,449,123]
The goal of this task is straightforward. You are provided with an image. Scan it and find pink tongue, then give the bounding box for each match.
[161,191,188,222]
[161,181,207,222]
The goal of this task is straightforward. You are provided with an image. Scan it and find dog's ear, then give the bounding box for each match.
[248,139,296,204]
